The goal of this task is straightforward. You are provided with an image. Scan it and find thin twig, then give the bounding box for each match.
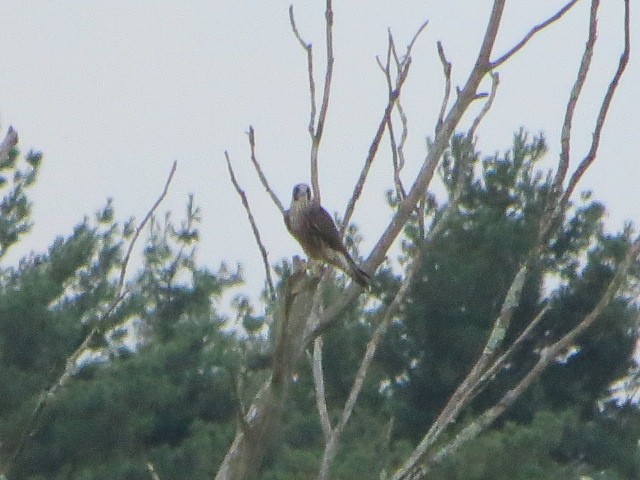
[225,151,276,300]
[393,33,410,200]
[7,161,179,477]
[247,126,285,215]
[421,237,640,478]
[389,29,399,67]
[468,303,551,401]
[553,0,599,195]
[467,71,499,141]
[406,19,430,56]
[490,0,580,68]
[380,31,407,201]
[119,161,177,294]
[315,0,334,146]
[289,5,317,140]
[388,116,406,201]
[317,165,468,477]
[435,41,452,134]
[317,248,424,479]
[311,0,335,202]
[342,21,428,234]
[396,102,408,176]
[289,1,333,203]
[340,87,400,234]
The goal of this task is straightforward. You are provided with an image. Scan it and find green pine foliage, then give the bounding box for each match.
[0,138,41,257]
[379,131,640,477]
[0,130,638,479]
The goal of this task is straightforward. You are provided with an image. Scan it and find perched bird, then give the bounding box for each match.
[284,183,370,288]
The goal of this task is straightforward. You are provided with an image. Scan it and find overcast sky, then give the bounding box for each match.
[1,1,637,303]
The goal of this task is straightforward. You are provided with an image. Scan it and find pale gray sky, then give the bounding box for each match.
[1,1,637,301]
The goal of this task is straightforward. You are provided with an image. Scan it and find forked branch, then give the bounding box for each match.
[392,2,630,477]
[315,157,470,478]
[490,0,580,68]
[289,0,335,202]
[561,0,630,207]
[342,20,429,235]
[422,236,640,477]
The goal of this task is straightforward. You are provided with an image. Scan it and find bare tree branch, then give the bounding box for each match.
[7,161,178,477]
[247,126,285,215]
[314,0,576,356]
[342,20,428,235]
[359,0,505,277]
[387,112,405,201]
[311,0,335,201]
[391,32,410,201]
[316,156,470,477]
[224,151,276,300]
[313,0,334,166]
[396,101,409,181]
[467,71,499,141]
[312,337,332,441]
[215,272,321,480]
[537,0,629,249]
[119,161,177,294]
[420,237,640,478]
[406,18,430,55]
[435,41,452,134]
[317,248,424,480]
[396,216,530,480]
[218,1,621,477]
[490,0,580,68]
[314,0,507,338]
[289,5,317,141]
[378,30,408,201]
[470,303,551,400]
[553,0,599,195]
[561,0,630,206]
[392,3,631,476]
[289,1,334,203]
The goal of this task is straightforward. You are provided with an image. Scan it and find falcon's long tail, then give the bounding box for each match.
[326,250,371,288]
[345,256,370,288]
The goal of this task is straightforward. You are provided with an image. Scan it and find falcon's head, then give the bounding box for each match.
[291,183,312,206]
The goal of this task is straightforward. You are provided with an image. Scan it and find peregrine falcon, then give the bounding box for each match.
[284,183,370,288]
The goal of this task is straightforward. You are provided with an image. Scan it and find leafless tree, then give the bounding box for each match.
[218,1,634,479]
